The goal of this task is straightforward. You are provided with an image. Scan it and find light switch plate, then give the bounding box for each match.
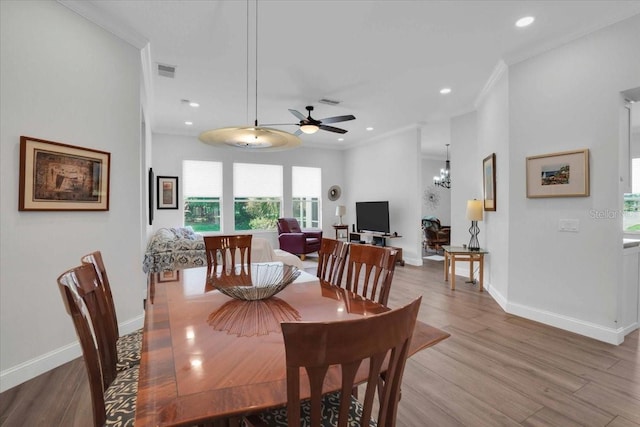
[559,219,579,232]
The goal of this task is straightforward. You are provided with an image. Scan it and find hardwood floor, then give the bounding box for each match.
[1,259,638,426]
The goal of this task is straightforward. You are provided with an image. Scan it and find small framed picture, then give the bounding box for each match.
[157,270,179,283]
[483,153,496,211]
[19,136,110,211]
[157,176,178,209]
[526,149,589,198]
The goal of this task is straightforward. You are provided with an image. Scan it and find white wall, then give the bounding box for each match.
[476,65,510,303]
[151,133,345,248]
[450,112,479,249]
[344,128,422,265]
[0,1,144,391]
[470,14,640,343]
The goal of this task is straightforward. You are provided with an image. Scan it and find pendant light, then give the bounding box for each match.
[199,1,301,151]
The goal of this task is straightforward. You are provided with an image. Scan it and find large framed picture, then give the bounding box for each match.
[148,168,154,225]
[526,149,589,198]
[483,153,496,211]
[157,176,179,209]
[19,136,110,211]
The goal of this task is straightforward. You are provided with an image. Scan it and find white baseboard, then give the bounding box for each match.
[0,314,144,393]
[505,301,625,345]
[485,282,635,345]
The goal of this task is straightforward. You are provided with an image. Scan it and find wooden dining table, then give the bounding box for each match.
[135,264,450,426]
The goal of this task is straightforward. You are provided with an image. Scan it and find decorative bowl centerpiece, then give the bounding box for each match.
[211,262,301,301]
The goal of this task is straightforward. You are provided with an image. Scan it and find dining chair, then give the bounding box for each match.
[316,238,349,286]
[245,296,422,427]
[57,263,138,427]
[343,244,399,307]
[81,251,142,371]
[204,234,253,279]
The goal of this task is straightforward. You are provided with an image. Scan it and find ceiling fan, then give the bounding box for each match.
[272,106,355,136]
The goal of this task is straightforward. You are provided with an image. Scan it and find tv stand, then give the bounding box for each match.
[349,232,404,266]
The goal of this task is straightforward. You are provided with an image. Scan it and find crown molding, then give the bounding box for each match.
[474,60,508,110]
[57,0,148,49]
[504,10,640,66]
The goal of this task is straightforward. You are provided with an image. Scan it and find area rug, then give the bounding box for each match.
[423,255,444,261]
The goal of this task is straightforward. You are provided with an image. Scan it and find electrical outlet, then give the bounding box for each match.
[559,219,579,232]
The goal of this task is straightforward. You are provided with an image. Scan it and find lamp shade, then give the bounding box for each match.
[466,199,484,221]
[335,205,346,216]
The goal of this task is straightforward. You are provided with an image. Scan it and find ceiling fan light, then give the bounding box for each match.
[300,124,319,134]
[199,126,301,151]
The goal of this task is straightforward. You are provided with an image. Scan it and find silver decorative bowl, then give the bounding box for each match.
[211,263,301,301]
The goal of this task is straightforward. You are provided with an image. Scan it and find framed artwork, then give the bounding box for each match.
[483,153,496,211]
[157,176,179,209]
[526,149,589,198]
[157,270,179,283]
[19,136,110,211]
[148,168,154,225]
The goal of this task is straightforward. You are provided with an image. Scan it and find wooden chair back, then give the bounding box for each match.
[80,251,119,343]
[281,297,421,427]
[343,244,398,306]
[316,238,349,286]
[57,263,118,427]
[204,235,253,277]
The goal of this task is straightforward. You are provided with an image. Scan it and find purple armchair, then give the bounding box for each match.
[277,218,322,260]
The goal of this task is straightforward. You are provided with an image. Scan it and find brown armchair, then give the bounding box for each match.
[422,216,450,252]
[277,218,322,260]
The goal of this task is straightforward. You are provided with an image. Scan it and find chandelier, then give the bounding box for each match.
[434,144,451,189]
[198,1,301,151]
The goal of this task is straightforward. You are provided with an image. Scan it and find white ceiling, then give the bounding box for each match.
[68,0,640,158]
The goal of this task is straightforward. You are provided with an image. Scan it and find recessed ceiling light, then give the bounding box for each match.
[338,138,344,141]
[189,102,200,108]
[366,127,374,131]
[185,121,193,125]
[515,16,535,27]
[440,87,452,94]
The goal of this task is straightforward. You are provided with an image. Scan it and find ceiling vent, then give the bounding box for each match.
[318,98,340,106]
[157,63,176,78]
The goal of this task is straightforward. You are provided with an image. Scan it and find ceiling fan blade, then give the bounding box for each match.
[288,109,306,121]
[319,124,348,134]
[293,129,302,136]
[260,123,297,126]
[318,114,356,125]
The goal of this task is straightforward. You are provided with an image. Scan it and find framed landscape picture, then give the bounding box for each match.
[157,176,179,209]
[483,153,496,211]
[526,149,589,198]
[19,136,110,211]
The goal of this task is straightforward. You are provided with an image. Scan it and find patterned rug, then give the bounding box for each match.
[423,255,445,261]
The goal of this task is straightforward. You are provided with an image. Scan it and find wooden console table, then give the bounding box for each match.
[442,245,488,291]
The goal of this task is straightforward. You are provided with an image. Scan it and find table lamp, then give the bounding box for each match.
[335,205,346,225]
[466,199,483,251]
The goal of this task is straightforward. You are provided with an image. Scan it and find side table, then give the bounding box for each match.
[442,245,488,291]
[332,224,349,240]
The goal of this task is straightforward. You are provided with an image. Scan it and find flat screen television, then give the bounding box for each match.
[355,201,390,234]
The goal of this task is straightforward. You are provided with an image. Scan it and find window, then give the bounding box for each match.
[292,166,321,228]
[623,101,640,232]
[183,160,222,232]
[624,159,640,231]
[233,163,282,230]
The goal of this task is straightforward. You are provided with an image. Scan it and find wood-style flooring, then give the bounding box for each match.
[1,258,638,426]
